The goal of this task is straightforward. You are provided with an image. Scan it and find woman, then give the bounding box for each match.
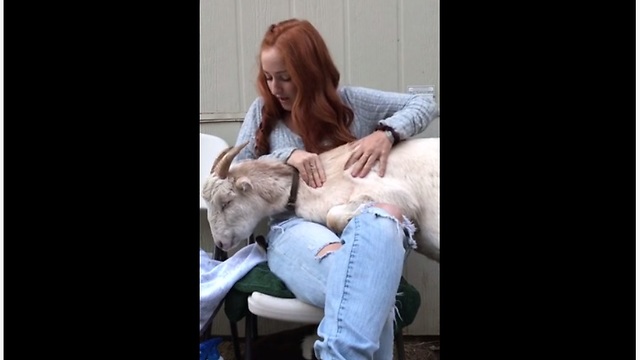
[232,18,438,360]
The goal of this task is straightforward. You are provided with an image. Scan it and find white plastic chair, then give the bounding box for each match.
[247,292,324,324]
[200,133,230,209]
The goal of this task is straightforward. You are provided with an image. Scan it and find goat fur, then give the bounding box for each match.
[202,137,440,262]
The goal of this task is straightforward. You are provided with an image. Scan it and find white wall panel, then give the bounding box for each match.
[200,0,241,114]
[402,0,440,98]
[201,0,440,115]
[236,0,292,110]
[292,0,346,81]
[344,0,400,90]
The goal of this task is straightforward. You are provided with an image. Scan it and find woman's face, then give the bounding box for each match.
[261,47,297,111]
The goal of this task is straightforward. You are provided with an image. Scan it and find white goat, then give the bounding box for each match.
[202,137,440,262]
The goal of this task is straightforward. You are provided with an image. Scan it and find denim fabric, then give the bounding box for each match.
[266,206,413,360]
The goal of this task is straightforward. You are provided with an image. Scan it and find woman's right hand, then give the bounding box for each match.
[287,149,326,188]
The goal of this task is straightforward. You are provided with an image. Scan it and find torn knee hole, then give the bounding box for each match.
[316,242,342,258]
[371,202,404,222]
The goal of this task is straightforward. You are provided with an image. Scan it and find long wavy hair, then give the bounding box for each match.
[254,18,356,156]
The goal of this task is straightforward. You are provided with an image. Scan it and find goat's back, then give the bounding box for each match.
[319,137,438,177]
[322,137,439,205]
[321,137,439,245]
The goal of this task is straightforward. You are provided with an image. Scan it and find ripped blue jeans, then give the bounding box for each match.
[266,205,416,360]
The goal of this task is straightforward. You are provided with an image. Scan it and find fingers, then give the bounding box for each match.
[347,148,365,176]
[343,140,363,170]
[350,156,365,177]
[349,149,391,178]
[348,146,376,177]
[344,153,356,171]
[287,150,325,188]
[353,155,379,178]
[345,134,393,178]
[303,161,325,188]
[376,150,389,177]
[315,162,326,184]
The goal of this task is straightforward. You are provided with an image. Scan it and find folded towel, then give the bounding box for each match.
[200,243,267,330]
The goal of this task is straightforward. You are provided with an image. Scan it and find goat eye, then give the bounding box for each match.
[221,201,230,210]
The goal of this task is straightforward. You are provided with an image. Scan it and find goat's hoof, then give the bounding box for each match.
[327,217,350,235]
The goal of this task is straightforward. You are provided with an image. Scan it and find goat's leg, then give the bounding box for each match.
[412,230,440,262]
[326,195,375,234]
[412,213,440,262]
[326,201,362,235]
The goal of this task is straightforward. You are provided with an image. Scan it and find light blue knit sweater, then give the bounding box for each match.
[232,85,439,164]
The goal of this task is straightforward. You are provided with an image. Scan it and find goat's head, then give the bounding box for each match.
[201,141,274,251]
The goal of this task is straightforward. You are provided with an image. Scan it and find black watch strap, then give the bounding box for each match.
[375,124,400,145]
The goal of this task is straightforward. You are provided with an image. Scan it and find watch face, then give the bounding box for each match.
[385,130,395,144]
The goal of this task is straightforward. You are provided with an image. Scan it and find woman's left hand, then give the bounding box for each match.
[343,131,393,178]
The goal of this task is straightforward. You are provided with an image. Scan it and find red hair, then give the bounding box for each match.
[254,18,356,156]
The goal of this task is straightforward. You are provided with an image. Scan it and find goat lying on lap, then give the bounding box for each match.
[202,137,440,262]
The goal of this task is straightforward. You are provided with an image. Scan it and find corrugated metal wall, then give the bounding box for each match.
[201,0,440,336]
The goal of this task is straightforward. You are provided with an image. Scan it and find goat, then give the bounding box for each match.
[202,137,439,262]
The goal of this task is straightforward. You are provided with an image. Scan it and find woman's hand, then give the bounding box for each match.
[287,149,326,188]
[344,131,393,178]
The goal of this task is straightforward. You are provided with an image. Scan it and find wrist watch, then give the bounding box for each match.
[383,130,395,145]
[375,124,399,145]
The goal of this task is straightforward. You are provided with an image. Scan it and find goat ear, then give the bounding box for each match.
[201,181,213,202]
[201,190,211,202]
[234,176,253,193]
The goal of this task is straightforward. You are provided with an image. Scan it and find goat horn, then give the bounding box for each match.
[212,141,249,178]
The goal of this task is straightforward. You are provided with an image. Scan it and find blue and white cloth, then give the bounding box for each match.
[200,243,267,331]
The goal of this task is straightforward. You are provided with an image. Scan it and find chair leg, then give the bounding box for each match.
[200,320,213,341]
[244,313,258,360]
[229,320,242,360]
[394,331,406,360]
[251,312,258,338]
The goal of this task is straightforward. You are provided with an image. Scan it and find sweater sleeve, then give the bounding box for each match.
[233,97,299,164]
[339,86,439,141]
